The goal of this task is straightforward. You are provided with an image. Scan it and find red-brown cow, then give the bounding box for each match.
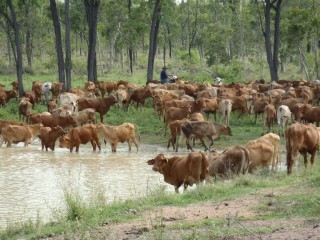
[39,126,65,151]
[77,96,117,123]
[285,122,320,174]
[147,152,208,193]
[59,124,101,153]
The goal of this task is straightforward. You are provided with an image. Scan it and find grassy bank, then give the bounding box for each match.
[1,162,319,239]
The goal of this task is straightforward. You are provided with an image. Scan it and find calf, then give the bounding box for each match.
[96,81,117,97]
[208,146,250,179]
[167,118,190,150]
[96,122,140,152]
[285,122,320,174]
[59,124,101,153]
[39,126,65,151]
[0,123,43,147]
[176,121,232,152]
[147,152,208,193]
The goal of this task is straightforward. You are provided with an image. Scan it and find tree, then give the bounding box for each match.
[65,0,71,91]
[50,0,66,88]
[84,0,100,82]
[256,0,283,82]
[146,0,161,83]
[0,0,24,97]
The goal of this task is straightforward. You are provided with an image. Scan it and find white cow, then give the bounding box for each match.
[277,105,291,136]
[218,99,233,125]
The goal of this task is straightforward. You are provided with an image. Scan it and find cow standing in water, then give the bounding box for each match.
[147,152,208,193]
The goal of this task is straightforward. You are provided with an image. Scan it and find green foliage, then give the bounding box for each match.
[212,60,245,83]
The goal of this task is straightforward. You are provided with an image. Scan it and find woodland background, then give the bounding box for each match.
[0,0,319,94]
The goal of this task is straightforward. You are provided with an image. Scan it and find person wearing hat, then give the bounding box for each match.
[160,66,169,84]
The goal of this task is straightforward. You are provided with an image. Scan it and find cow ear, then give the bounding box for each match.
[147,159,155,165]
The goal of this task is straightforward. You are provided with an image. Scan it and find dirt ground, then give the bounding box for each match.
[45,187,320,240]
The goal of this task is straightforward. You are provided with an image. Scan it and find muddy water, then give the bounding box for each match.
[0,140,190,229]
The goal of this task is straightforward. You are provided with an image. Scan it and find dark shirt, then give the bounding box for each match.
[160,70,168,81]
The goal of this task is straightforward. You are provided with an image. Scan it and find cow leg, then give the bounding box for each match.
[76,144,80,152]
[302,152,308,168]
[91,140,97,151]
[100,114,103,123]
[186,138,194,152]
[174,185,180,193]
[127,140,132,151]
[131,137,139,151]
[111,143,116,152]
[309,146,318,165]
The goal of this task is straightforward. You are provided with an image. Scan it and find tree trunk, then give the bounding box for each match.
[0,0,24,97]
[6,19,11,67]
[263,0,282,82]
[146,0,161,84]
[84,0,100,82]
[128,0,133,74]
[314,37,319,79]
[65,0,71,91]
[50,0,65,87]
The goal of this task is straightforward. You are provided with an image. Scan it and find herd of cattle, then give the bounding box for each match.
[0,78,320,192]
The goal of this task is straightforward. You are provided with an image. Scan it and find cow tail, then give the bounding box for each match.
[200,152,209,181]
[240,147,250,174]
[133,124,141,141]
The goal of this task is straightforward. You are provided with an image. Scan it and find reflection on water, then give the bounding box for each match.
[0,140,191,229]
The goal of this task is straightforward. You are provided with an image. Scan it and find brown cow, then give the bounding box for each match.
[18,97,33,122]
[147,152,208,193]
[77,96,117,123]
[0,123,43,147]
[208,146,250,179]
[51,82,64,98]
[29,114,76,129]
[71,108,96,126]
[31,81,43,103]
[39,126,65,151]
[126,86,153,108]
[245,139,275,173]
[167,118,190,150]
[247,133,280,171]
[177,121,232,152]
[285,122,320,174]
[59,124,101,153]
[162,105,192,136]
[263,104,276,134]
[96,122,140,152]
[0,120,24,132]
[96,81,117,97]
[303,106,320,126]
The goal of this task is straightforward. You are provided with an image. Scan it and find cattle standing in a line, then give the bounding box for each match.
[285,122,320,174]
[147,151,208,193]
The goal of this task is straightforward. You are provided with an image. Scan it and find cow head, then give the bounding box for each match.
[59,136,72,149]
[222,125,232,136]
[147,153,168,173]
